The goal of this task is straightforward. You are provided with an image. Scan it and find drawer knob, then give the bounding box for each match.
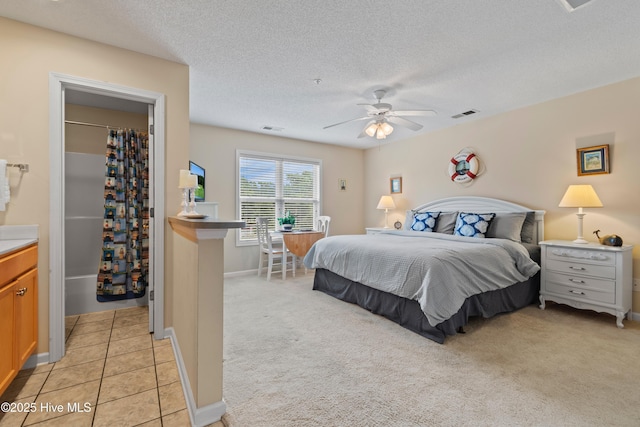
[569,290,585,296]
[569,266,586,271]
[569,279,585,284]
[16,287,27,296]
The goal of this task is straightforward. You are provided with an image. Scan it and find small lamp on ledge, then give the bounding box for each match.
[558,184,603,244]
[178,170,199,217]
[376,195,396,229]
[177,170,191,217]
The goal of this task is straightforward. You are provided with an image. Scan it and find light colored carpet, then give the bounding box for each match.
[222,273,640,427]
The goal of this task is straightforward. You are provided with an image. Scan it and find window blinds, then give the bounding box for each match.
[238,151,320,242]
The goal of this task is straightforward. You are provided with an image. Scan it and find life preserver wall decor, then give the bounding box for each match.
[449,149,481,184]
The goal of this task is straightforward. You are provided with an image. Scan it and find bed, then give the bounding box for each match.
[304,196,545,344]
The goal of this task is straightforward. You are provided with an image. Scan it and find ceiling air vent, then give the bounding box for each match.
[261,126,284,132]
[557,0,593,12]
[451,109,479,119]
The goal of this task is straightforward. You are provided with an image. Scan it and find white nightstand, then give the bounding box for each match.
[539,240,633,328]
[365,227,387,235]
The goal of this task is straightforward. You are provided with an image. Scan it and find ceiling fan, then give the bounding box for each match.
[323,89,437,139]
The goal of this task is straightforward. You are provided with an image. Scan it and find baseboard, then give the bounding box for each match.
[223,269,257,278]
[24,352,50,369]
[164,327,227,427]
[224,266,312,278]
[630,311,639,322]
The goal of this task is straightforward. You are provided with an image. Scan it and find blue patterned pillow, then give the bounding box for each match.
[410,211,440,232]
[454,212,496,238]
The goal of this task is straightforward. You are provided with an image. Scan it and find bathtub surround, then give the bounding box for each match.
[65,153,148,315]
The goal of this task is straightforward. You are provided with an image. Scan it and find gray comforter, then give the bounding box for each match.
[303,231,540,326]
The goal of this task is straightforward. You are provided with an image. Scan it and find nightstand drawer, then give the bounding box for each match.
[546,247,616,266]
[545,272,615,304]
[545,259,615,280]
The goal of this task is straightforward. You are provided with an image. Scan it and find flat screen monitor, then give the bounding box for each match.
[189,161,205,202]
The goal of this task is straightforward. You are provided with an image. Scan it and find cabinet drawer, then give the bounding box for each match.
[544,258,615,280]
[545,271,615,304]
[0,245,38,287]
[546,247,615,266]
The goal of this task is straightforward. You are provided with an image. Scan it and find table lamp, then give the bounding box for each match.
[558,184,602,244]
[376,195,396,229]
[178,170,191,216]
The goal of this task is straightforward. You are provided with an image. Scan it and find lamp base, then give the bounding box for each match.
[573,212,588,244]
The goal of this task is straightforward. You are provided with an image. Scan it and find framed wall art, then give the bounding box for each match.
[577,144,609,176]
[390,177,402,194]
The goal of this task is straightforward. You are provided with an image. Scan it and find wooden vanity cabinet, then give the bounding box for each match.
[0,244,38,396]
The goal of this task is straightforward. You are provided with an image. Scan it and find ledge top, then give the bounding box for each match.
[168,217,245,230]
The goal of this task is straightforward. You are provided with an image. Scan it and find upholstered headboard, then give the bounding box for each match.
[410,196,545,243]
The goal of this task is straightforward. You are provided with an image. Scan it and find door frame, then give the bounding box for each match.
[48,72,166,362]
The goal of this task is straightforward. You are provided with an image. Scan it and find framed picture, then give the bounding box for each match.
[339,179,347,191]
[390,177,402,194]
[577,145,609,176]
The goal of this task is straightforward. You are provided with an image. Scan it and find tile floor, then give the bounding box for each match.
[0,306,222,426]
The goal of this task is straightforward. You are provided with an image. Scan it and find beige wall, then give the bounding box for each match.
[0,17,190,353]
[189,124,365,273]
[65,105,148,154]
[364,76,640,311]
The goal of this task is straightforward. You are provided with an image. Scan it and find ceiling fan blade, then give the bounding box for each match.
[357,104,379,113]
[387,116,424,131]
[357,120,376,138]
[388,109,437,117]
[323,116,370,130]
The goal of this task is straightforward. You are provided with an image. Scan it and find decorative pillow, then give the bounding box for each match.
[454,212,496,238]
[410,211,440,232]
[435,211,458,234]
[520,211,536,244]
[485,212,527,242]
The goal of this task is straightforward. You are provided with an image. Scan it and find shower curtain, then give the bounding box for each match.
[97,129,149,301]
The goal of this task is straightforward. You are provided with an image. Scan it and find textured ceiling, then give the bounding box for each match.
[2,0,640,148]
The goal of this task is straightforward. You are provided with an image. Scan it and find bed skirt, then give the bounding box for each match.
[313,268,540,344]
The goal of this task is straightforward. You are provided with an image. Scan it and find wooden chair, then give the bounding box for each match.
[256,217,295,280]
[316,216,331,237]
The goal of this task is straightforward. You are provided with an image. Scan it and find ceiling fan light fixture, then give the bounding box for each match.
[380,122,394,135]
[365,121,394,139]
[365,123,378,137]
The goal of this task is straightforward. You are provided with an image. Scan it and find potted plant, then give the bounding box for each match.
[277,212,296,231]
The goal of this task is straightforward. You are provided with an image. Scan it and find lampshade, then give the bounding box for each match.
[558,185,603,208]
[376,195,396,210]
[376,195,395,229]
[178,169,191,188]
[558,184,602,244]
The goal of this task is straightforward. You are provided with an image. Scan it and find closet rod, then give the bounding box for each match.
[65,120,118,129]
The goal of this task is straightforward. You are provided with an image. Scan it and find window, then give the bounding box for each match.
[237,150,321,245]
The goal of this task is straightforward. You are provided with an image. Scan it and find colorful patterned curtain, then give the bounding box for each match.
[97,129,150,301]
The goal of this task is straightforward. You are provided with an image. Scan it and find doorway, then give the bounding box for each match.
[49,73,166,363]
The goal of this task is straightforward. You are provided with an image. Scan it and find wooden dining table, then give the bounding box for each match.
[272,230,325,258]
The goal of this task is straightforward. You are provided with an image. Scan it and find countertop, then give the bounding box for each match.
[0,239,38,256]
[0,225,39,256]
